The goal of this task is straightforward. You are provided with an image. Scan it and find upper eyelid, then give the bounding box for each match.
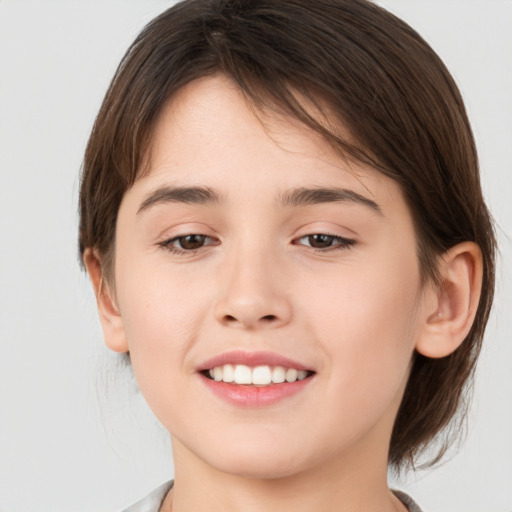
[159,232,353,241]
[158,232,355,251]
[295,232,353,240]
[294,233,356,246]
[161,234,217,245]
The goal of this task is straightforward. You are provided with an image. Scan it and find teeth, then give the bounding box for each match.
[213,366,223,382]
[252,365,272,385]
[271,366,286,383]
[206,364,310,386]
[297,370,308,381]
[233,364,252,384]
[222,363,235,383]
[285,368,298,383]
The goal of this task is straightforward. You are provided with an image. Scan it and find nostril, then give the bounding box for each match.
[223,314,278,324]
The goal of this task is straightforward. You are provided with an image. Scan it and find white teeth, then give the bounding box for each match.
[285,368,298,383]
[297,370,308,381]
[222,364,235,383]
[271,366,286,383]
[234,364,252,385]
[252,365,272,385]
[206,364,310,386]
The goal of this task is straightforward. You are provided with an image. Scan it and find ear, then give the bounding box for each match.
[83,248,129,353]
[416,242,483,358]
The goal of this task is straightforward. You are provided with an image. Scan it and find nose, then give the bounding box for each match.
[214,246,293,330]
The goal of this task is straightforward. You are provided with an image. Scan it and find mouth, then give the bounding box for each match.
[201,364,314,387]
[198,351,315,406]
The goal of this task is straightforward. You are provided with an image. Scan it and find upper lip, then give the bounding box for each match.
[199,350,313,372]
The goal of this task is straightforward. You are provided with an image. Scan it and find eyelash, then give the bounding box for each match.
[293,233,356,251]
[158,233,356,255]
[158,234,219,255]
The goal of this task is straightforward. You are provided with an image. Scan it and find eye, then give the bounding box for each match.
[294,233,356,251]
[159,234,218,254]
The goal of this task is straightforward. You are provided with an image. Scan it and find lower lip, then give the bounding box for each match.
[200,375,313,407]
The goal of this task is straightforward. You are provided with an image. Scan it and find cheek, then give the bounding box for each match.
[300,253,422,406]
[114,261,210,401]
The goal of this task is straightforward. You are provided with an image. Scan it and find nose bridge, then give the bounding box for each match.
[214,235,292,329]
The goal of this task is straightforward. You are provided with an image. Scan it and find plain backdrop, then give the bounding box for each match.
[0,1,511,511]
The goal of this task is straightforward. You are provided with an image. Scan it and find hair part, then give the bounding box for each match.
[78,0,496,470]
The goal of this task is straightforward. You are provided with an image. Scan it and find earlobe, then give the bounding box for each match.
[83,248,129,353]
[416,242,483,359]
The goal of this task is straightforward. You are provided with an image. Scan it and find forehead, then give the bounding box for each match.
[150,74,338,170]
[133,74,406,218]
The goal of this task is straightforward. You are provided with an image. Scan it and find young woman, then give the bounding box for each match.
[78,1,496,510]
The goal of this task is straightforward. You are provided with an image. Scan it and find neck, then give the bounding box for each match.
[162,437,407,512]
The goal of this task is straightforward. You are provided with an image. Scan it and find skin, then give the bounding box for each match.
[85,74,483,512]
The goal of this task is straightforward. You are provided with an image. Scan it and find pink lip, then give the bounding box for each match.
[199,350,312,372]
[198,350,315,408]
[201,377,313,408]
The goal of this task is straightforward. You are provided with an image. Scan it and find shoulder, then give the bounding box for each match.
[120,482,421,512]
[121,481,173,512]
[392,489,424,512]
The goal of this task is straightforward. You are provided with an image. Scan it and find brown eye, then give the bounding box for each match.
[307,234,335,248]
[159,233,219,255]
[177,234,207,250]
[295,233,356,251]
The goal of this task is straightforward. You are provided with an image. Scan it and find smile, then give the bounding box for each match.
[205,364,311,386]
[199,351,315,407]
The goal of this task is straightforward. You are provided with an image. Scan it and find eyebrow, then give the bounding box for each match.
[279,187,382,214]
[137,185,382,215]
[137,186,222,214]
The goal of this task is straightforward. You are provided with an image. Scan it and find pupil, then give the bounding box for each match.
[180,235,205,250]
[309,234,333,248]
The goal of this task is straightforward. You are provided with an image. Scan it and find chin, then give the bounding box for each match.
[215,457,307,480]
[198,437,318,480]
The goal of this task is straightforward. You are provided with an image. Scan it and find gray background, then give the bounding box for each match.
[0,1,510,511]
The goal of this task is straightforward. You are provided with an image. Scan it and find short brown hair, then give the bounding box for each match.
[79,0,496,470]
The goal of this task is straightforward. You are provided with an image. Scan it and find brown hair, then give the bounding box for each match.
[78,0,496,470]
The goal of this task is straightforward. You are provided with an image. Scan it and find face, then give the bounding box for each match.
[110,74,430,479]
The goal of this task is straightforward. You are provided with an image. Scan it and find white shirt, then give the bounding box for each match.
[122,481,424,512]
